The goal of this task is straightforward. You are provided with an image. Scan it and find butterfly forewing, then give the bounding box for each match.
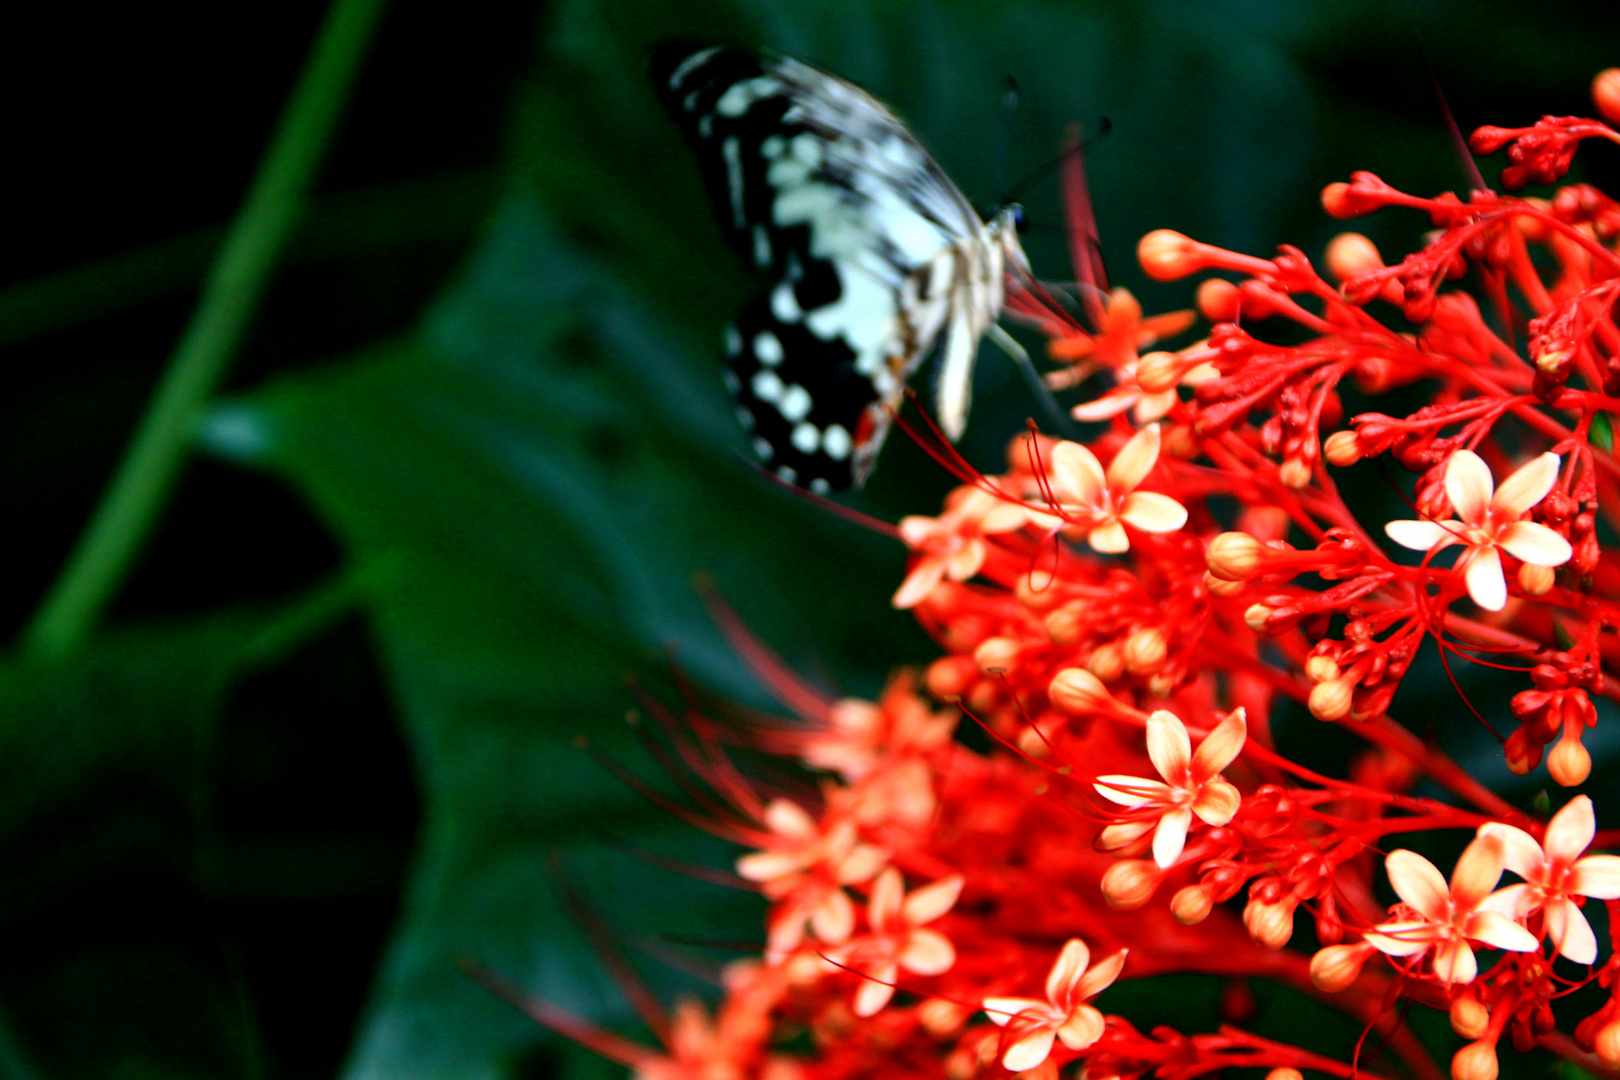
[652,43,1023,491]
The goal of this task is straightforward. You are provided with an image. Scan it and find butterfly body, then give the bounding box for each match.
[652,44,1028,491]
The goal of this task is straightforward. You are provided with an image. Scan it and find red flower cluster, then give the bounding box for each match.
[530,69,1620,1080]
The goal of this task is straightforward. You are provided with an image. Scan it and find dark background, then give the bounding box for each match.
[3,1,1620,1078]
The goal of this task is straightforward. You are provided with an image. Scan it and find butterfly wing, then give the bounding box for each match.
[652,43,998,491]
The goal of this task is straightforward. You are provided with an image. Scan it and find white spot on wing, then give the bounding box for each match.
[791,422,820,454]
[775,464,798,484]
[752,225,771,267]
[752,436,774,459]
[721,137,745,231]
[809,477,831,494]
[772,283,801,322]
[752,369,785,403]
[754,331,783,366]
[724,326,742,356]
[717,77,779,117]
[822,424,852,461]
[779,383,812,422]
[721,369,740,392]
[667,46,722,89]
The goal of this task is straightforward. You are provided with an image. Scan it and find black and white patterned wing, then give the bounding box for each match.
[651,43,1005,492]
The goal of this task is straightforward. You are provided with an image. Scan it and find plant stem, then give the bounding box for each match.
[23,0,390,662]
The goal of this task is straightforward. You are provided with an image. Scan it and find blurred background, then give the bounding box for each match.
[4,0,1620,1078]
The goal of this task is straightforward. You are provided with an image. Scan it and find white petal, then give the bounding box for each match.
[1152,807,1192,868]
[1545,897,1598,965]
[1145,710,1192,783]
[1464,545,1507,611]
[1569,855,1620,899]
[1492,452,1560,517]
[1001,1026,1058,1072]
[1385,849,1450,918]
[1497,520,1573,567]
[1120,491,1188,533]
[983,997,1047,1027]
[1384,519,1460,551]
[1478,822,1546,881]
[1087,519,1130,553]
[1093,775,1172,808]
[1466,909,1540,952]
[1105,424,1162,492]
[1544,796,1596,865]
[1445,451,1494,525]
[1050,441,1107,507]
[1045,939,1091,1004]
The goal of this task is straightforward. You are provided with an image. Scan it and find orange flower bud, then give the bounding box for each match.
[1138,229,1209,280]
[1206,532,1264,580]
[1304,655,1341,683]
[1045,602,1083,645]
[1325,232,1384,281]
[1243,898,1296,949]
[1244,603,1276,633]
[1123,627,1168,675]
[1101,859,1163,910]
[1309,678,1354,722]
[1517,562,1555,596]
[925,656,977,699]
[1171,883,1215,924]
[917,997,971,1037]
[1049,667,1113,715]
[1322,182,1357,218]
[1136,351,1184,393]
[1204,571,1247,597]
[1087,641,1126,683]
[1451,994,1490,1040]
[1596,1018,1620,1070]
[1278,456,1313,489]
[1451,1041,1498,1080]
[974,636,1020,674]
[1197,278,1241,322]
[1323,429,1362,466]
[1309,942,1373,992]
[1265,1070,1304,1080]
[1594,68,1620,125]
[1549,730,1592,787]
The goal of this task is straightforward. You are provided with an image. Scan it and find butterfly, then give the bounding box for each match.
[650,43,1030,492]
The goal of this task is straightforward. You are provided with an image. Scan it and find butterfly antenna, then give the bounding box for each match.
[991,76,1020,202]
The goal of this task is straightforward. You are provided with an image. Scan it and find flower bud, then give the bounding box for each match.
[1138,229,1209,280]
[1045,602,1083,645]
[1278,456,1313,489]
[1172,883,1215,924]
[1594,68,1620,125]
[1503,727,1543,776]
[1087,642,1126,683]
[1207,532,1264,580]
[974,636,1020,674]
[1049,668,1113,715]
[1135,351,1184,394]
[1101,859,1163,910]
[1243,898,1296,949]
[1197,278,1241,322]
[1325,232,1383,281]
[1451,1041,1498,1080]
[1548,730,1592,786]
[1323,430,1362,466]
[1309,942,1372,992]
[1244,603,1275,633]
[1451,994,1490,1039]
[925,656,977,699]
[1596,1018,1620,1070]
[1309,678,1355,722]
[1265,1070,1304,1080]
[1321,182,1357,219]
[1517,562,1555,596]
[1123,627,1168,675]
[918,997,971,1037]
[1305,655,1341,683]
[1204,571,1246,597]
